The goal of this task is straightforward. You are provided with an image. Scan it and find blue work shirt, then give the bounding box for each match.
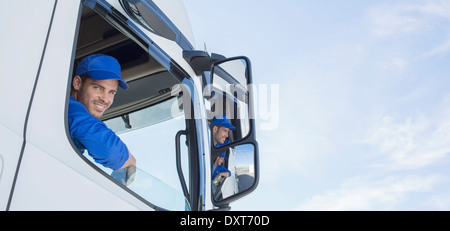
[216,139,230,147]
[212,140,232,179]
[68,96,129,170]
[211,164,231,180]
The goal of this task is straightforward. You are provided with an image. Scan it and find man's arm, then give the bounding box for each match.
[111,152,137,186]
[69,97,132,170]
[218,171,230,177]
[120,151,136,169]
[218,166,231,178]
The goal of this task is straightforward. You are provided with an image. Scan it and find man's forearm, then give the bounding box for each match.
[121,152,136,169]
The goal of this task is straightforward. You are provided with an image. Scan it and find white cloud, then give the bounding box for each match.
[368,6,422,37]
[419,0,450,18]
[424,38,450,57]
[379,57,407,73]
[428,193,450,210]
[296,175,442,211]
[368,0,450,37]
[362,95,450,170]
[294,88,450,211]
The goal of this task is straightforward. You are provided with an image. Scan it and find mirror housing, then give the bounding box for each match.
[209,57,252,143]
[183,50,226,75]
[208,57,259,207]
[211,143,259,205]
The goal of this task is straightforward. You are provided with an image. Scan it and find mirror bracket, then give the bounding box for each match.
[183,50,226,75]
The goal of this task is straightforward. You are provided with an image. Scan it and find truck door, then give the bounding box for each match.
[0,0,57,210]
[7,0,196,210]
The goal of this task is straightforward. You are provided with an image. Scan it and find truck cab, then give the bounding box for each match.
[0,0,258,210]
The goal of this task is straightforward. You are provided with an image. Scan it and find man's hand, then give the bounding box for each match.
[111,165,136,186]
[219,172,230,178]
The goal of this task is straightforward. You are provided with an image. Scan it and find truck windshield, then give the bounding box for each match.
[86,97,191,210]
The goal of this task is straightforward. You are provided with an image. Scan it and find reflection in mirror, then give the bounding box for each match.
[211,143,255,202]
[210,58,251,143]
[212,59,248,92]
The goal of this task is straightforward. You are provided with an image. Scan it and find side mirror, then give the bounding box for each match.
[209,57,259,207]
[211,143,258,203]
[210,57,252,143]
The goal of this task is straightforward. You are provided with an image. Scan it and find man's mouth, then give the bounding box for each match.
[95,104,106,110]
[93,100,108,112]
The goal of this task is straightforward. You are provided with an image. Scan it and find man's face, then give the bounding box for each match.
[216,156,224,166]
[213,126,230,145]
[73,76,118,119]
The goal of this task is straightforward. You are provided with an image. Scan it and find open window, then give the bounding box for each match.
[68,3,193,210]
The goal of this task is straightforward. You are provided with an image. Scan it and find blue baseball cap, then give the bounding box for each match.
[218,153,227,160]
[212,115,235,130]
[76,54,128,90]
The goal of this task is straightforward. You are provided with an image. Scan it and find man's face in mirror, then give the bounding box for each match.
[215,155,225,166]
[213,125,230,146]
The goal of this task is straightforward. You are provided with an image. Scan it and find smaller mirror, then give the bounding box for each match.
[211,143,256,202]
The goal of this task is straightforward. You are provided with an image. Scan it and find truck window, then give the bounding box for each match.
[103,95,190,210]
[69,4,191,210]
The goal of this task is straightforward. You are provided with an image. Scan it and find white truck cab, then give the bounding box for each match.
[0,0,258,211]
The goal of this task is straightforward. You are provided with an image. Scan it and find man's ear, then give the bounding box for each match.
[72,75,82,90]
[212,125,218,133]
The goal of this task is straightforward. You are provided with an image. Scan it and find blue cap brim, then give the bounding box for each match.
[88,70,129,90]
[222,123,235,130]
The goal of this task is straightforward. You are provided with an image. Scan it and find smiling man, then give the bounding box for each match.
[212,115,235,147]
[211,116,234,188]
[68,54,136,171]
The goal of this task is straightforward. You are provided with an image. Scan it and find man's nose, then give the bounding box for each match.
[99,92,113,104]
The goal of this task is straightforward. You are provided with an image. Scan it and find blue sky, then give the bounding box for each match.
[185,0,450,210]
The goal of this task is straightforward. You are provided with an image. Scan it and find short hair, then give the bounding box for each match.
[71,73,90,90]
